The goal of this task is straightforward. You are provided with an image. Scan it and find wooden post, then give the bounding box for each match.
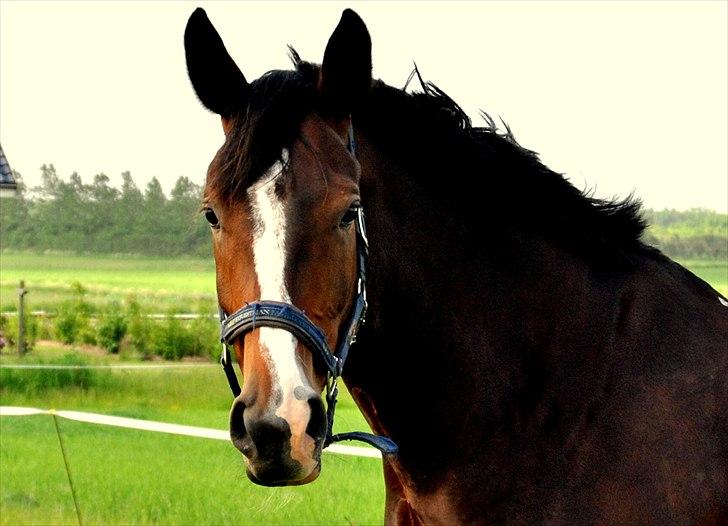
[18,280,27,356]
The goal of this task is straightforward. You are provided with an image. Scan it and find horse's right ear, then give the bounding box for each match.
[184,8,248,120]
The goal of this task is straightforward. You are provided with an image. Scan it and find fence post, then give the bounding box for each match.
[18,280,27,356]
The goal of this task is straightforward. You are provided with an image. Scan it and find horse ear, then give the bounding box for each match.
[319,9,372,118]
[184,8,248,118]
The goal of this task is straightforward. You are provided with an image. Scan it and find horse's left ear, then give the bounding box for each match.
[318,9,372,119]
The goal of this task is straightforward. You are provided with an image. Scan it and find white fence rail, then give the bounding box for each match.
[0,406,381,459]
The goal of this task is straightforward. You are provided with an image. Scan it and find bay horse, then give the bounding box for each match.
[184,8,728,524]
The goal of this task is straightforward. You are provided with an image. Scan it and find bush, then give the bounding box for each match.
[55,302,94,344]
[117,296,219,360]
[165,317,196,360]
[126,298,153,358]
[35,316,54,340]
[3,290,221,361]
[0,312,39,353]
[97,303,128,353]
[54,281,94,345]
[190,313,221,360]
[147,315,194,361]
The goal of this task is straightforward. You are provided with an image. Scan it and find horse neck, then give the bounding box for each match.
[345,137,626,496]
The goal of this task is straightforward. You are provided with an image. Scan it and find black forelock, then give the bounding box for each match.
[207,57,317,204]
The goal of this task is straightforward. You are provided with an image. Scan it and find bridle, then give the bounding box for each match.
[217,124,398,456]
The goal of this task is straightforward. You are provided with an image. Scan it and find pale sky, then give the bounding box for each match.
[1,1,726,212]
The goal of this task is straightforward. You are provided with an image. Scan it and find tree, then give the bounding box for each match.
[0,170,32,248]
[38,164,61,198]
[169,176,208,256]
[145,177,166,207]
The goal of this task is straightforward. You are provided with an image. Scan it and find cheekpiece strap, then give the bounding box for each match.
[347,121,357,156]
[220,344,241,397]
[218,308,242,397]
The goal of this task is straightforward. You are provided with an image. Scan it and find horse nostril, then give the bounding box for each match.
[230,398,249,452]
[306,395,326,442]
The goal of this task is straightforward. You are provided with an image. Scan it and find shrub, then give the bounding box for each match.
[126,298,153,358]
[189,313,221,360]
[141,311,218,361]
[54,281,94,344]
[157,316,195,361]
[36,316,54,340]
[55,302,85,344]
[0,312,39,352]
[97,303,128,353]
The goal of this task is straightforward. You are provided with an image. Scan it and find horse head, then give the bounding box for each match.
[184,8,373,486]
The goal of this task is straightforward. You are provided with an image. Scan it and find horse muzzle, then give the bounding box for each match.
[230,393,326,486]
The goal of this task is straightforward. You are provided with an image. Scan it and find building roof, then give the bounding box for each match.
[0,144,17,188]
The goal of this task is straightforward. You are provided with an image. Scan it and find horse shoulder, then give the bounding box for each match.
[566,256,728,522]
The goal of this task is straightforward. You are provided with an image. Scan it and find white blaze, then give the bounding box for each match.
[247,150,314,445]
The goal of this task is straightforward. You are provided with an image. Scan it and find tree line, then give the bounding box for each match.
[1,166,726,260]
[1,165,209,257]
[642,209,727,260]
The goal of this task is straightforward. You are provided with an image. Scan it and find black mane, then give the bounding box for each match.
[356,78,648,265]
[210,55,648,264]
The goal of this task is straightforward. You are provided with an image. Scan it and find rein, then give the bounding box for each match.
[217,125,398,457]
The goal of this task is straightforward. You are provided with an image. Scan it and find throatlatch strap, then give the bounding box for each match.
[331,432,399,455]
[323,381,398,456]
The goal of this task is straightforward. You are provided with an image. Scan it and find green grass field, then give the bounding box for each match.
[677,259,728,296]
[2,252,725,316]
[0,345,384,525]
[1,417,383,525]
[0,252,217,313]
[0,346,371,433]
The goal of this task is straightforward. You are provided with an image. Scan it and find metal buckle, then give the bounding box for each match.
[356,207,369,250]
[326,372,339,402]
[221,343,229,365]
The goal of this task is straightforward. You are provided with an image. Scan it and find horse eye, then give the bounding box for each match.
[340,206,359,228]
[204,208,220,228]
